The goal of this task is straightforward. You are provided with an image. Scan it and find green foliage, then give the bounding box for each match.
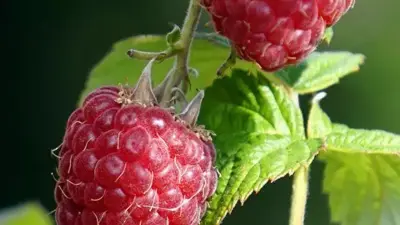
[307,94,332,138]
[0,203,53,225]
[198,69,323,225]
[326,124,400,154]
[79,30,399,225]
[166,24,181,46]
[79,35,256,105]
[277,51,365,94]
[322,153,400,225]
[308,99,400,225]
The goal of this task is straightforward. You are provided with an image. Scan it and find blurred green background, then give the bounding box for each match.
[4,0,399,224]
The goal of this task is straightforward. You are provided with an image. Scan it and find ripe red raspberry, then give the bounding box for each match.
[54,60,218,225]
[202,0,355,71]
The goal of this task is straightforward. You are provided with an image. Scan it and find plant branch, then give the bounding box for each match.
[288,91,309,225]
[217,44,237,76]
[177,0,202,54]
[127,48,178,61]
[289,166,309,225]
[160,0,202,104]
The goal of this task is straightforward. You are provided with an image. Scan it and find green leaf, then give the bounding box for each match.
[308,98,400,154]
[322,153,400,225]
[277,51,365,94]
[199,70,305,139]
[308,99,400,225]
[165,24,181,46]
[199,69,323,225]
[307,92,332,138]
[79,35,256,105]
[0,203,53,225]
[325,124,400,155]
[322,27,334,44]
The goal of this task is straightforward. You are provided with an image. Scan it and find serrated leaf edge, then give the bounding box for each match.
[293,52,366,94]
[203,137,325,225]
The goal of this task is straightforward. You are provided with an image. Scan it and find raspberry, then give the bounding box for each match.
[54,60,218,225]
[202,0,355,71]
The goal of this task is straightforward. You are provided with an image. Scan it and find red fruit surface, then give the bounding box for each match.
[202,0,355,71]
[55,86,218,225]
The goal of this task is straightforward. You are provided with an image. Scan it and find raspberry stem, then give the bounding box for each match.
[289,91,309,225]
[126,0,202,107]
[127,48,179,61]
[289,166,309,225]
[160,0,202,104]
[217,45,237,76]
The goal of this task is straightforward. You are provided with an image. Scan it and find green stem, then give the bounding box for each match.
[127,48,177,61]
[160,0,202,104]
[289,91,309,225]
[177,0,202,53]
[289,166,309,225]
[217,44,237,76]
